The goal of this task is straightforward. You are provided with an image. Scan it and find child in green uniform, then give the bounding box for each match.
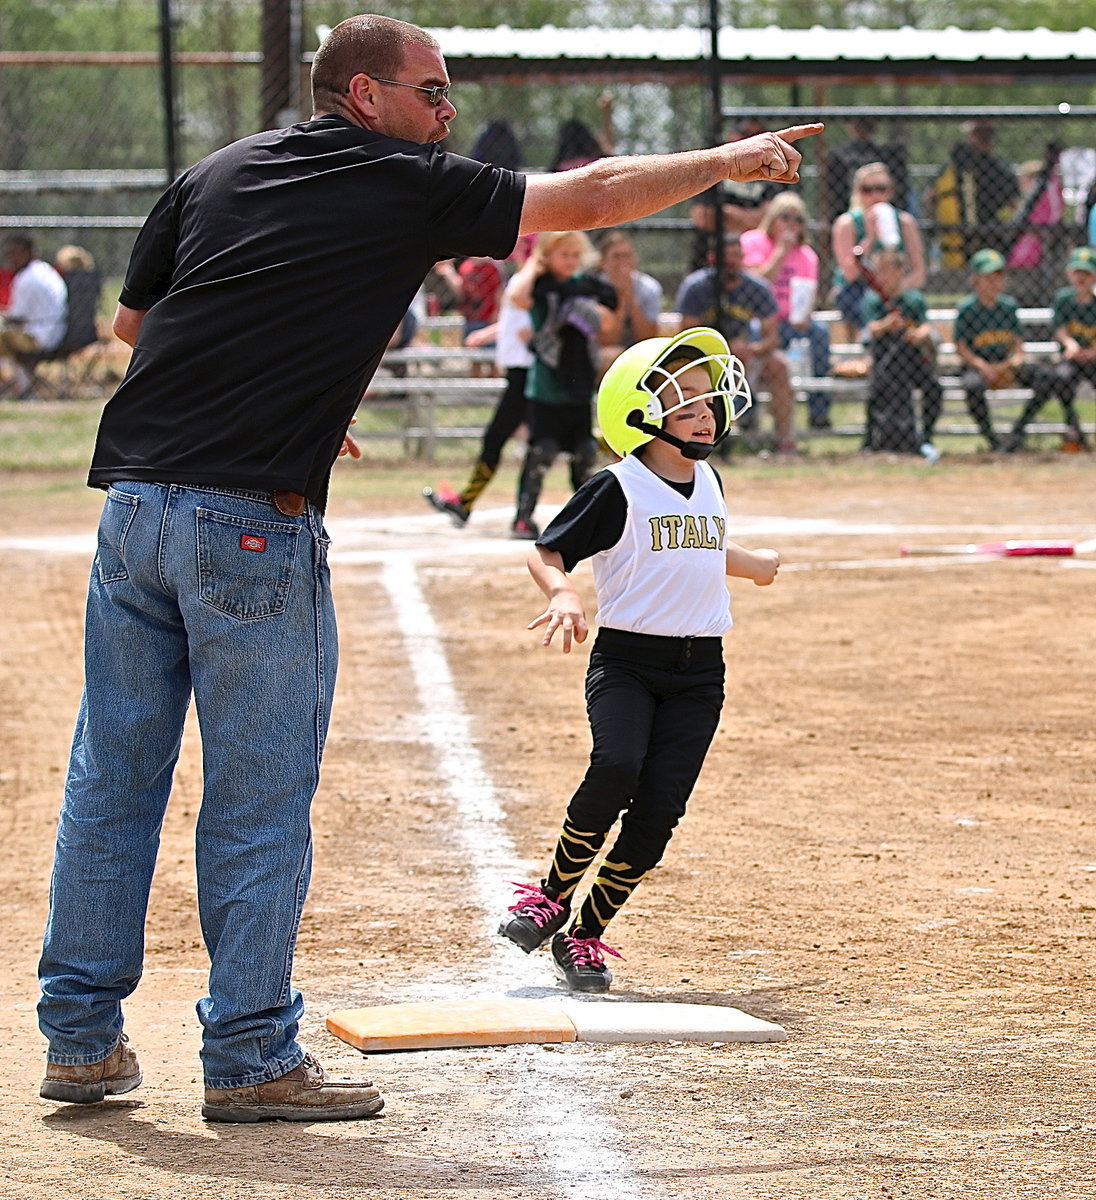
[1042,246,1096,449]
[954,248,1072,452]
[861,249,942,457]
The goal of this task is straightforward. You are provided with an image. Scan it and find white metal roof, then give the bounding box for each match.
[425,25,1096,65]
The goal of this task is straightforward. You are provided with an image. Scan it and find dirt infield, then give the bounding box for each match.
[2,454,1095,1200]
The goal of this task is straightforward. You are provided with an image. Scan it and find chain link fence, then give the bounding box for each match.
[2,3,1096,446]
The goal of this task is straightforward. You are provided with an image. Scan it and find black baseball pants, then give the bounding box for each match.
[564,628,726,876]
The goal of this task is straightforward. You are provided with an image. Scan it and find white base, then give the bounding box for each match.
[561,999,786,1044]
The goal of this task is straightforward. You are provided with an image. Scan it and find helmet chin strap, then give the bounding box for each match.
[628,414,719,461]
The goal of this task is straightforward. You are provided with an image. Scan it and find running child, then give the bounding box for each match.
[423,242,538,525]
[498,328,780,993]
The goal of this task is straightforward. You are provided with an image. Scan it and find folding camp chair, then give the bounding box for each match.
[16,269,105,398]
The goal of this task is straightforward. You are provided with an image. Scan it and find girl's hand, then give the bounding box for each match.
[528,597,589,653]
[750,548,781,586]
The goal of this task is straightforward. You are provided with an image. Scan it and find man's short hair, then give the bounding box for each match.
[311,15,439,110]
[2,233,34,255]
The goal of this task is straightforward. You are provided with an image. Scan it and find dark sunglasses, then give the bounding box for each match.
[369,77,451,106]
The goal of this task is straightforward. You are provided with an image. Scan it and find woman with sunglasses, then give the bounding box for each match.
[830,163,926,344]
[742,192,832,427]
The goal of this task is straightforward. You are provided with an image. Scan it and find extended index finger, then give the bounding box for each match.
[775,123,825,143]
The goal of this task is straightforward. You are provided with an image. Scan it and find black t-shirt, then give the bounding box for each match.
[538,459,723,573]
[89,114,525,506]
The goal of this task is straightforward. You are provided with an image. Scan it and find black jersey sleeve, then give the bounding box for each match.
[119,181,182,310]
[537,469,628,573]
[425,151,525,263]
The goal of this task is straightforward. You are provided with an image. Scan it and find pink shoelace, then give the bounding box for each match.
[506,881,565,929]
[564,933,624,967]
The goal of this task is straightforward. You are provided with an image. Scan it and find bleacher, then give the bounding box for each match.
[358,309,1091,458]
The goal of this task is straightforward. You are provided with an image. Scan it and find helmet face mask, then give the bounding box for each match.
[641,351,750,428]
[598,328,752,459]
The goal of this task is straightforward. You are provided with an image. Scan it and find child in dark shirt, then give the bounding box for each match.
[1038,246,1096,449]
[861,248,942,458]
[955,248,1074,452]
[508,230,617,540]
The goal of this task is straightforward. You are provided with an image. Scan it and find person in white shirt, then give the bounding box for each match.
[0,234,67,395]
[497,328,780,993]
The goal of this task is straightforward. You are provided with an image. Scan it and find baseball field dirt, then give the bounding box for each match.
[2,449,1094,1200]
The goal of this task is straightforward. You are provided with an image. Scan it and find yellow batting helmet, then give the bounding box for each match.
[596,327,751,459]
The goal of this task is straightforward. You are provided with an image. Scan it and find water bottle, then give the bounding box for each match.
[787,336,810,385]
[874,202,902,249]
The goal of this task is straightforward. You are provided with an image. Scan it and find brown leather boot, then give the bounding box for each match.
[201,1053,384,1123]
[41,1033,142,1103]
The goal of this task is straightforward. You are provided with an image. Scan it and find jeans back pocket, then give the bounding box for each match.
[196,507,301,621]
[96,487,140,584]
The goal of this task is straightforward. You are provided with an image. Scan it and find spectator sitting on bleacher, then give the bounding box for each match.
[434,255,504,376]
[1017,245,1096,450]
[831,163,925,346]
[741,191,832,429]
[677,232,796,454]
[954,248,1071,453]
[595,231,661,370]
[861,249,943,459]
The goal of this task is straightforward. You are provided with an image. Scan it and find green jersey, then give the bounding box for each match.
[1052,285,1096,349]
[863,288,927,346]
[954,294,1021,363]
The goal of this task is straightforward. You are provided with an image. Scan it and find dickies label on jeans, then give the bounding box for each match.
[240,534,267,552]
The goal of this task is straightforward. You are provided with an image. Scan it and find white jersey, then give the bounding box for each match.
[493,296,534,370]
[8,259,67,350]
[593,454,732,638]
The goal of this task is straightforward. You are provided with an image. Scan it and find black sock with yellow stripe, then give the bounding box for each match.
[574,858,647,939]
[458,460,495,509]
[545,819,607,905]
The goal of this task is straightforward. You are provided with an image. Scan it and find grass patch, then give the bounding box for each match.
[3,398,1087,518]
[0,399,105,473]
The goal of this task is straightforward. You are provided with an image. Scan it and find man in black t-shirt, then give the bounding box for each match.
[38,12,821,1124]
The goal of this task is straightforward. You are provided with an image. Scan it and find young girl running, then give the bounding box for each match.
[498,328,780,992]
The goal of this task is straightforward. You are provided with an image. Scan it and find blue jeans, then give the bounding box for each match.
[38,483,337,1089]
